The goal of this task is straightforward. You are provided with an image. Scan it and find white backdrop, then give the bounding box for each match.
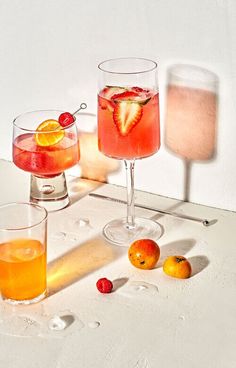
[0,0,235,211]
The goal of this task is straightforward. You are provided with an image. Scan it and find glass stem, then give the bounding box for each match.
[124,159,135,229]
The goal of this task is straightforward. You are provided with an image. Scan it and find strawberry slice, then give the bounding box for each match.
[102,86,126,99]
[111,91,139,101]
[112,89,152,105]
[98,86,126,111]
[113,101,143,136]
[131,86,150,94]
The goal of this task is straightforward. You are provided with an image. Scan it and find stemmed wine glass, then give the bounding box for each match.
[97,57,162,245]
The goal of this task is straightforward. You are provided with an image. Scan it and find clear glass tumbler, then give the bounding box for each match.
[0,202,47,305]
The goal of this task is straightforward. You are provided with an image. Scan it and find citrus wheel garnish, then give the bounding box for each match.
[35,119,65,146]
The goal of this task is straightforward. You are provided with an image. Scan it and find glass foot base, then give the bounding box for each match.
[103,217,163,246]
[30,173,69,212]
[30,196,69,212]
[2,290,46,305]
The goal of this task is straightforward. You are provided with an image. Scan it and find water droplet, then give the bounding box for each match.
[39,311,84,338]
[135,285,147,291]
[73,218,90,228]
[51,231,66,240]
[88,321,100,329]
[0,315,41,337]
[118,281,158,298]
[48,315,67,331]
[179,315,185,321]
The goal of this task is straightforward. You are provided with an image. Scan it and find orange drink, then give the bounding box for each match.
[0,203,47,304]
[0,238,46,301]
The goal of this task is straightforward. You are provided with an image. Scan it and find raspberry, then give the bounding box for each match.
[58,112,75,127]
[96,278,113,293]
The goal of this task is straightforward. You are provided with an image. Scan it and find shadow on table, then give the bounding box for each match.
[66,111,121,207]
[47,236,125,297]
[157,238,196,267]
[150,200,188,224]
[112,277,129,291]
[150,200,217,228]
[188,255,210,276]
[68,177,105,206]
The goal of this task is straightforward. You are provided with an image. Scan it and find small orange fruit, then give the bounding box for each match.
[163,256,191,279]
[128,239,160,270]
[35,119,64,146]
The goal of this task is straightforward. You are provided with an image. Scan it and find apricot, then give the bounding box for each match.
[128,239,160,270]
[163,256,192,279]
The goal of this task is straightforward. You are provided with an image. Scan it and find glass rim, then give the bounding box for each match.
[13,109,76,133]
[98,57,158,75]
[0,202,48,231]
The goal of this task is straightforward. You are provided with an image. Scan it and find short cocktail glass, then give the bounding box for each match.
[0,202,47,305]
[98,57,162,245]
[13,110,80,211]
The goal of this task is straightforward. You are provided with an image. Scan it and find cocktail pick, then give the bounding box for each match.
[59,103,87,127]
[89,192,213,226]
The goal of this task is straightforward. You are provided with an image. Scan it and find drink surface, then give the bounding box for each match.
[98,87,160,159]
[13,132,80,177]
[0,238,46,301]
[165,86,217,161]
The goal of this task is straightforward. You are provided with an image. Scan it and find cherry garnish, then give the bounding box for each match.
[58,112,74,127]
[58,103,87,128]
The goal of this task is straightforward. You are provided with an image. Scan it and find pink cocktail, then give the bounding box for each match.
[98,87,160,159]
[97,58,162,245]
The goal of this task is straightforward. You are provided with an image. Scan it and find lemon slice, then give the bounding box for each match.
[35,119,65,147]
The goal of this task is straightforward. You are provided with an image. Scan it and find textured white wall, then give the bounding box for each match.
[0,0,235,211]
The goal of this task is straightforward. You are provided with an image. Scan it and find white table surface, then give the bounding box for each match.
[0,159,235,368]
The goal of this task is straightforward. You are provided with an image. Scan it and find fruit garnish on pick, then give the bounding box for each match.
[58,102,87,128]
[35,103,87,147]
[35,120,65,147]
[58,112,74,127]
[113,101,143,136]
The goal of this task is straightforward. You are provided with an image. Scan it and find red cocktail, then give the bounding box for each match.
[13,131,80,177]
[13,110,81,211]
